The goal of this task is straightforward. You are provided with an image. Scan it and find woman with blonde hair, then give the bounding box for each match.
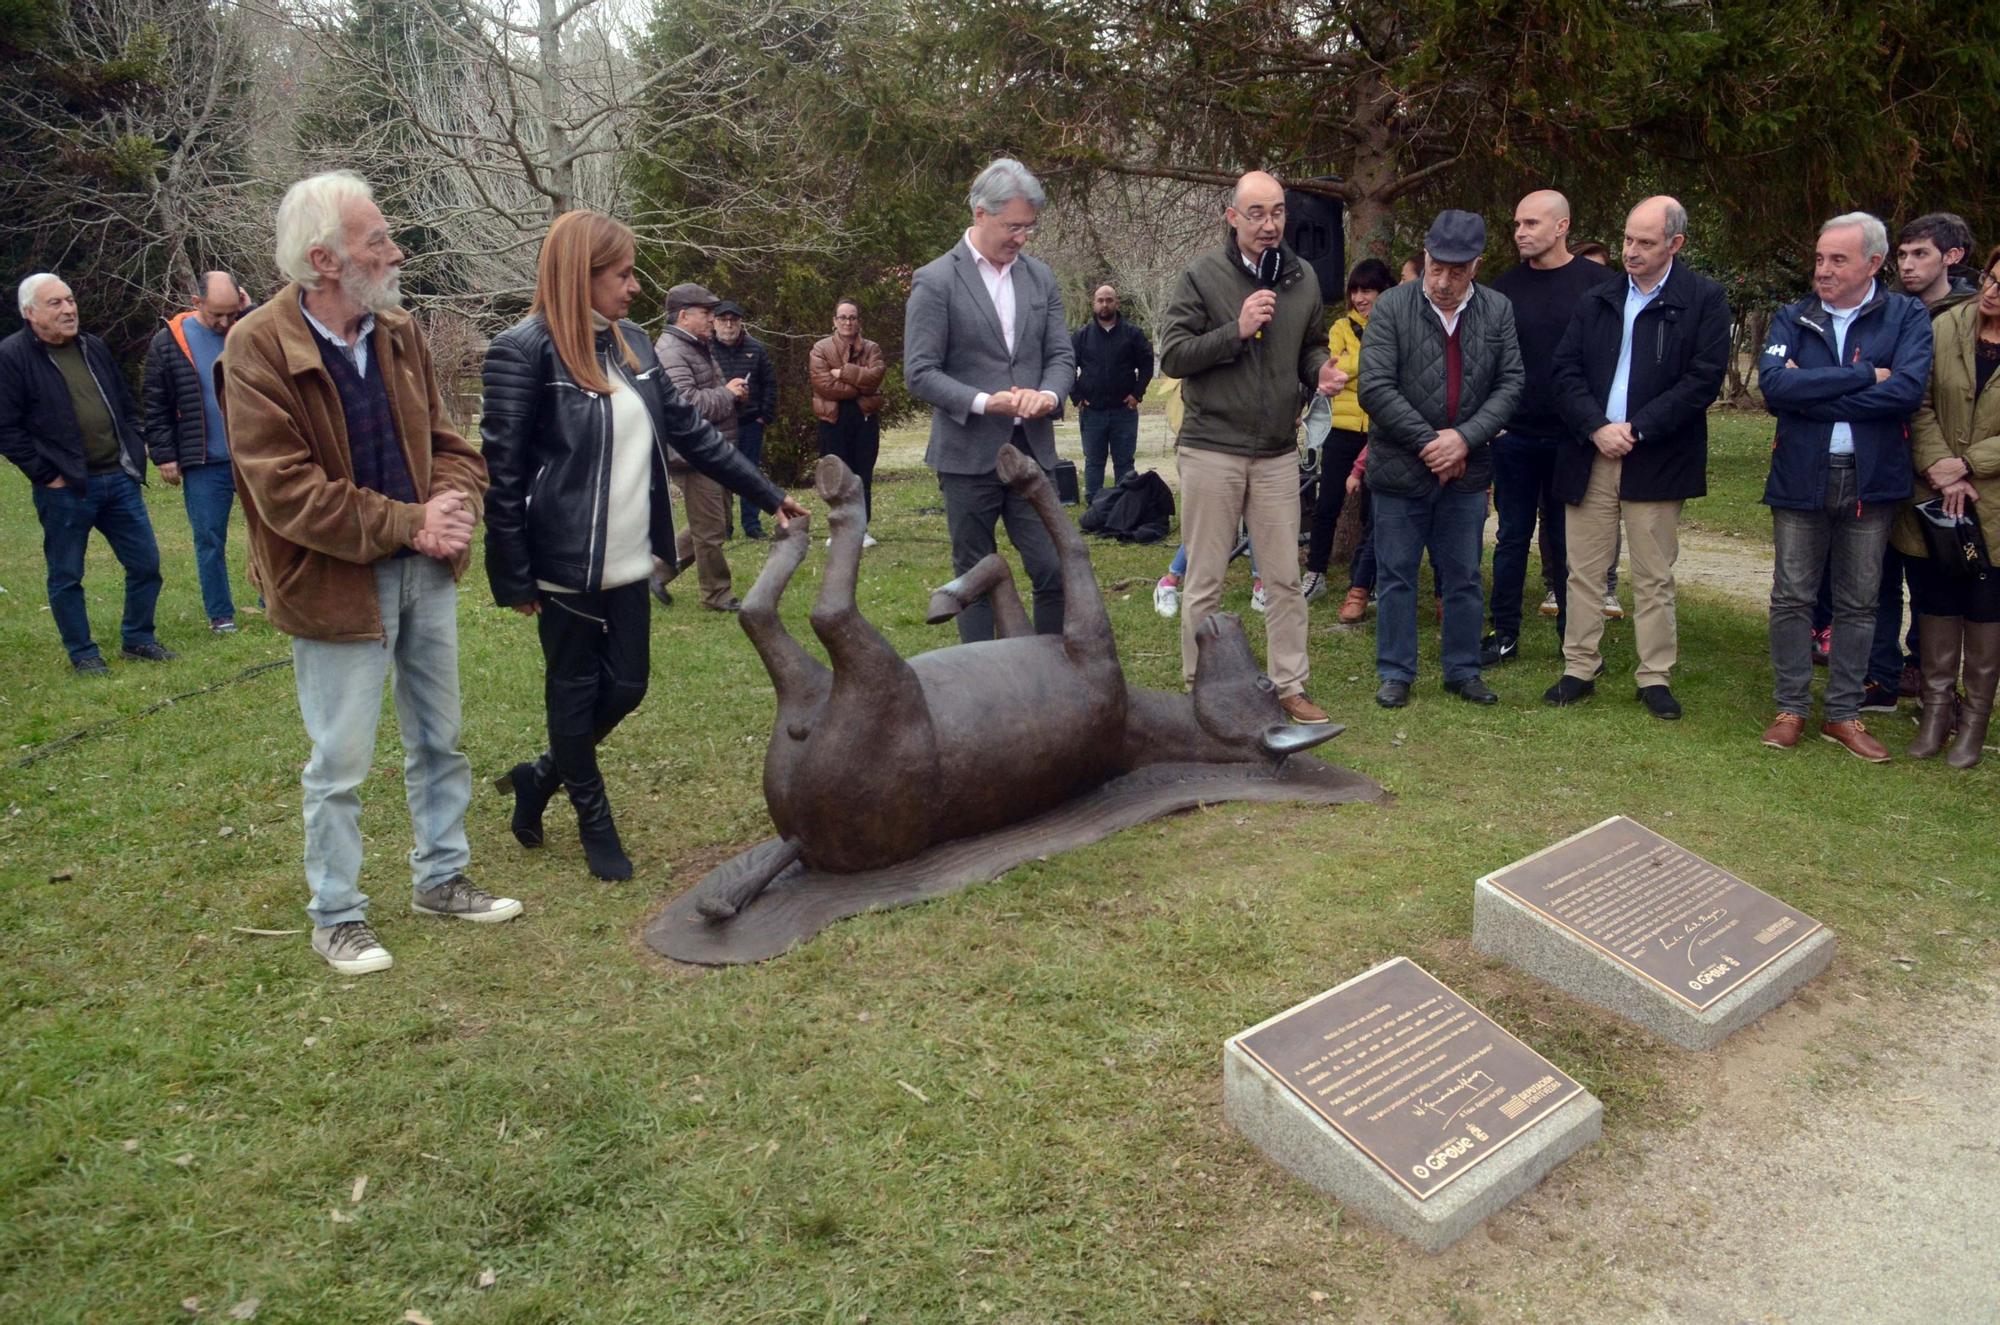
[480,210,804,878]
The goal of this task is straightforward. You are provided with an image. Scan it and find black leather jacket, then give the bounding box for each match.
[479,314,785,605]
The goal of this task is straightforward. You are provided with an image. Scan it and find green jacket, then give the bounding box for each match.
[1158,241,1329,458]
[1893,298,2000,559]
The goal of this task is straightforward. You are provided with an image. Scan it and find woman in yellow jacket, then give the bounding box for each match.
[1302,259,1393,606]
[1894,244,2000,766]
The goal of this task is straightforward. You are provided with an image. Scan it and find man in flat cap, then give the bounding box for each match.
[654,282,749,610]
[1357,208,1525,708]
[710,299,777,539]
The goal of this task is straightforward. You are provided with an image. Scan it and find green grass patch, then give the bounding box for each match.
[0,455,1993,1322]
[1685,408,1776,541]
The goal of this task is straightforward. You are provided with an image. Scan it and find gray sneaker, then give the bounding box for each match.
[1300,570,1328,603]
[312,920,393,974]
[412,875,523,924]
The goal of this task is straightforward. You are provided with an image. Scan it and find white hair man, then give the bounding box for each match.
[904,157,1076,641]
[219,171,519,975]
[0,273,173,674]
[1756,210,1934,761]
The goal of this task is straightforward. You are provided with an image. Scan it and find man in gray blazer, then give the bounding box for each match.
[905,157,1076,641]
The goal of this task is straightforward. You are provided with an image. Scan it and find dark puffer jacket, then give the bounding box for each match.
[480,315,784,606]
[654,324,738,446]
[142,311,222,469]
[1357,280,1524,499]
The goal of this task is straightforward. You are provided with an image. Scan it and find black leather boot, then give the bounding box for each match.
[567,777,633,880]
[496,753,560,847]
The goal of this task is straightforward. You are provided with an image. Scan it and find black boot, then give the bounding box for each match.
[495,753,560,847]
[567,778,633,880]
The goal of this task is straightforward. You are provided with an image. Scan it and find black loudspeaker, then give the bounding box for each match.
[1052,459,1080,505]
[1285,189,1346,300]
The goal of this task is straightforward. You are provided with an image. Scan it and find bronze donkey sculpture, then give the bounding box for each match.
[684,444,1352,929]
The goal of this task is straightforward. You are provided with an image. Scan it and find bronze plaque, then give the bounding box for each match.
[1236,958,1585,1201]
[1480,816,1823,1012]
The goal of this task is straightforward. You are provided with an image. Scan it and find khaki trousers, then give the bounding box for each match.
[1562,452,1682,686]
[672,466,733,609]
[1177,446,1307,696]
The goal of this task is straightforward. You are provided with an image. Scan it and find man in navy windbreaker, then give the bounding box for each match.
[1757,211,1933,762]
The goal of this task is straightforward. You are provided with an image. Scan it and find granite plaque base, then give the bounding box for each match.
[1473,817,1836,1051]
[1223,958,1603,1253]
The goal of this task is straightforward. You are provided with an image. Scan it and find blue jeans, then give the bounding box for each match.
[736,419,765,536]
[1489,432,1564,638]
[1078,406,1139,505]
[1769,465,1893,723]
[30,472,163,662]
[1373,485,1488,685]
[292,557,471,927]
[181,461,237,622]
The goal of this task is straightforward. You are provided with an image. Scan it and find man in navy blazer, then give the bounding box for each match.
[905,157,1076,641]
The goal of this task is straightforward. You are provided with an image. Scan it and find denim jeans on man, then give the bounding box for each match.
[1769,461,1893,723]
[30,471,163,662]
[1077,405,1139,506]
[736,418,765,537]
[292,555,471,927]
[181,461,237,622]
[1373,484,1487,685]
[1490,432,1566,637]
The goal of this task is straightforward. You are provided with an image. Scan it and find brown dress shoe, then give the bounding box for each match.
[1279,693,1332,725]
[1820,718,1891,763]
[1760,713,1806,749]
[1338,586,1369,624]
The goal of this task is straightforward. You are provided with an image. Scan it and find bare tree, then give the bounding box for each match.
[0,0,289,346]
[263,0,878,321]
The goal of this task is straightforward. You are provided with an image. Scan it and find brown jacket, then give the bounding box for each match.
[1893,298,2000,559]
[218,283,488,641]
[809,333,886,423]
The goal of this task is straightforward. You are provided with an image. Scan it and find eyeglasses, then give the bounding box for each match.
[1235,205,1287,225]
[996,222,1036,238]
[834,314,860,321]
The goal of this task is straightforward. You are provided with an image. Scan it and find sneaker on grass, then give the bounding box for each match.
[312,920,393,975]
[1538,590,1560,618]
[1153,575,1180,618]
[1300,570,1327,603]
[1250,578,1267,613]
[412,874,523,923]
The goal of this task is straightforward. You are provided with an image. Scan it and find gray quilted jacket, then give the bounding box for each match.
[1357,280,1524,499]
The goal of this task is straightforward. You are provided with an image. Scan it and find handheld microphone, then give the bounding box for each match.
[1253,247,1280,340]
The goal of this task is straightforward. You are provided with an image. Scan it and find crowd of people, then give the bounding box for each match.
[0,159,1991,975]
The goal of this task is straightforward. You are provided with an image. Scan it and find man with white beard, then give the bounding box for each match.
[220,171,517,976]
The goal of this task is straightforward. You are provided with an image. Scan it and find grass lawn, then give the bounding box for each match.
[1683,408,1775,541]
[1,441,1994,1324]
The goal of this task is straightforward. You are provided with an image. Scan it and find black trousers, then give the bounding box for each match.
[1306,427,1369,574]
[936,466,1065,642]
[818,400,880,522]
[536,581,651,789]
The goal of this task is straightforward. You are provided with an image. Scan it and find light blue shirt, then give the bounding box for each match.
[299,296,375,380]
[1821,281,1875,456]
[1605,262,1671,425]
[180,316,230,461]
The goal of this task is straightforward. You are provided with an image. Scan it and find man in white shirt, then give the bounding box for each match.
[904,158,1076,641]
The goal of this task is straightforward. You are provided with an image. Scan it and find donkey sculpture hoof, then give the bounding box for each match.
[993,442,1042,490]
[814,455,864,506]
[926,588,967,625]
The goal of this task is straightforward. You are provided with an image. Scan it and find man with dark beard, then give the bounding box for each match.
[221,171,515,976]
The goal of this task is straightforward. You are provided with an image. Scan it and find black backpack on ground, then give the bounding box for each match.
[1079,470,1175,544]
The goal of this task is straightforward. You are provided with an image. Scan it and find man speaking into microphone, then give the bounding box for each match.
[1160,170,1347,724]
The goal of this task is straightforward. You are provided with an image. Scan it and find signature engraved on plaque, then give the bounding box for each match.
[1480,817,1823,1011]
[1238,959,1583,1200]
